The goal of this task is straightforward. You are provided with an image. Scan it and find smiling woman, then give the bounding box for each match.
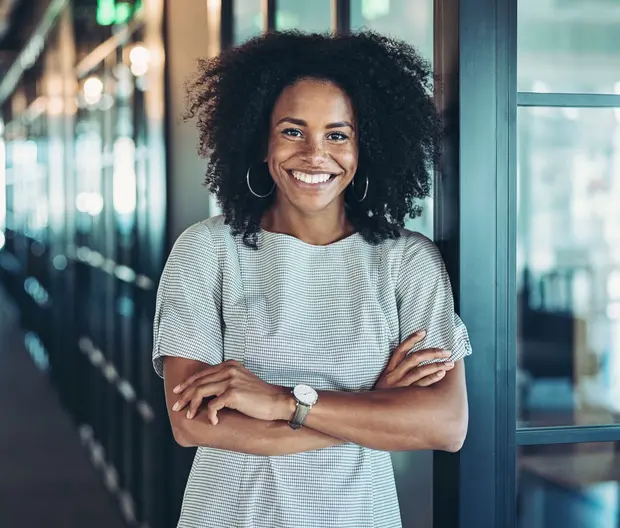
[154,31,471,528]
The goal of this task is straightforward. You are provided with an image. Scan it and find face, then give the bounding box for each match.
[265,78,358,216]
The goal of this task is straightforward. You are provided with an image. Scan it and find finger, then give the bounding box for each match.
[408,361,455,383]
[173,381,228,413]
[387,362,453,388]
[186,390,211,420]
[407,368,451,387]
[186,395,202,419]
[387,330,426,371]
[392,349,451,379]
[186,381,231,419]
[173,367,216,394]
[173,360,240,393]
[176,370,231,395]
[171,388,195,412]
[207,389,237,425]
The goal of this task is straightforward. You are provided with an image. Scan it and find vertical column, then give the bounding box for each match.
[457,0,517,526]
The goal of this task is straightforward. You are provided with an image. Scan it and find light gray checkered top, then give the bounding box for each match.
[152,215,471,528]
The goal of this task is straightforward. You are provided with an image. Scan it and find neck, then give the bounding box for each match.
[262,199,354,246]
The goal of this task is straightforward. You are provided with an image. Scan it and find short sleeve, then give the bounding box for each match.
[152,222,224,378]
[395,233,472,364]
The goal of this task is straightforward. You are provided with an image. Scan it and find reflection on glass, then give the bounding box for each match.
[276,0,331,33]
[74,120,103,233]
[350,0,433,62]
[517,107,620,427]
[113,137,137,216]
[518,0,620,94]
[83,75,104,106]
[518,443,620,528]
[76,192,104,216]
[129,44,150,77]
[234,0,263,44]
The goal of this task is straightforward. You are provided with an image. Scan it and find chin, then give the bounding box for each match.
[277,171,349,214]
[289,196,341,216]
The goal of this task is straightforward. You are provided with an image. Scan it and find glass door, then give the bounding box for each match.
[458,0,620,525]
[515,0,620,525]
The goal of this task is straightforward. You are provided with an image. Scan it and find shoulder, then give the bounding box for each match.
[162,218,228,287]
[198,214,230,235]
[393,228,446,279]
[381,227,442,263]
[166,217,230,271]
[172,215,231,253]
[398,228,441,259]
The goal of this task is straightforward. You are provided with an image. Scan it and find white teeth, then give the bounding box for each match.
[291,171,332,184]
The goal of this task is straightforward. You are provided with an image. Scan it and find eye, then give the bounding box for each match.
[327,131,349,141]
[282,128,303,138]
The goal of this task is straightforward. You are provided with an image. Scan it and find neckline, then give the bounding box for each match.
[260,228,361,249]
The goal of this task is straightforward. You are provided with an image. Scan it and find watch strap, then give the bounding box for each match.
[289,401,312,430]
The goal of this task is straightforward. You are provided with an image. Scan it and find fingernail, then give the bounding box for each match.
[437,370,445,377]
[417,330,427,338]
[187,410,192,419]
[442,351,451,357]
[172,402,180,411]
[173,385,181,393]
[445,362,454,368]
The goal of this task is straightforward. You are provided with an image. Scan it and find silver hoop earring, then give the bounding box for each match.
[351,175,368,202]
[246,164,275,198]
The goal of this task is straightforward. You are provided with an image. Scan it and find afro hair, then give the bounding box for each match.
[184,30,442,248]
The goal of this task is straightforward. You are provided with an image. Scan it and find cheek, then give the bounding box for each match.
[267,137,295,163]
[337,146,358,171]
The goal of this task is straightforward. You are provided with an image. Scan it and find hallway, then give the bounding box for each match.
[0,288,126,527]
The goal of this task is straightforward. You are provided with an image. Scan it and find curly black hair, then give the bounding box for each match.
[184,30,442,249]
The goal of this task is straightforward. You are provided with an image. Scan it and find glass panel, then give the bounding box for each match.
[275,0,331,33]
[351,0,434,239]
[350,0,433,63]
[234,0,263,44]
[518,0,620,94]
[518,442,620,528]
[517,106,620,427]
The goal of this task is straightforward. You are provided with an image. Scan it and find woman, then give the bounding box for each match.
[153,31,472,528]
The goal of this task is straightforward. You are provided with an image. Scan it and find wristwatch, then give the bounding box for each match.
[289,384,319,430]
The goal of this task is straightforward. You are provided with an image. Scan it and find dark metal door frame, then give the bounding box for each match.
[444,0,518,526]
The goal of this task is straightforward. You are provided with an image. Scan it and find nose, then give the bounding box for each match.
[299,137,328,165]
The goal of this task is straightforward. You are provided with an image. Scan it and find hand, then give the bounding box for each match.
[171,360,294,424]
[374,330,455,390]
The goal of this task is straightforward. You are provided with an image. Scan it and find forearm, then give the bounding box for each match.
[173,407,346,455]
[302,383,467,452]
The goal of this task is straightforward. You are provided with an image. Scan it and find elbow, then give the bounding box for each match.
[170,420,196,448]
[438,411,468,453]
[441,431,466,453]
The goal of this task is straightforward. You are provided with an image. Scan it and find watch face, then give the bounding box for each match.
[294,384,318,405]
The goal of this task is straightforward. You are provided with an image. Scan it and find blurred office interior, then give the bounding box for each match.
[0,0,619,527]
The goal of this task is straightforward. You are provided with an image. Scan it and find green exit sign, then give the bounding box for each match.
[96,0,142,26]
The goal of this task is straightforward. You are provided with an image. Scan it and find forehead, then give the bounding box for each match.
[271,78,355,122]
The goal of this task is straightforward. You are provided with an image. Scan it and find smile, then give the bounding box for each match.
[288,170,338,185]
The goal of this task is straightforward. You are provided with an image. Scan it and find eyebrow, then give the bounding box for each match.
[276,117,354,130]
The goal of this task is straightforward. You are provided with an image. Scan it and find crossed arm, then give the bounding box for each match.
[163,355,468,456]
